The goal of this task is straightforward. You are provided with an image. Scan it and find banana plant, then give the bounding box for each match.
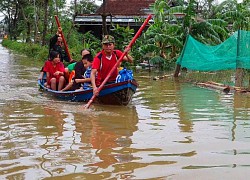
[138,0,223,69]
[215,0,250,32]
[137,0,183,69]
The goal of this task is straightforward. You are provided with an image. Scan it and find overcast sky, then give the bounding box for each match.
[0,13,4,22]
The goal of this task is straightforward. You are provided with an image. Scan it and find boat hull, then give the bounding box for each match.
[38,79,138,105]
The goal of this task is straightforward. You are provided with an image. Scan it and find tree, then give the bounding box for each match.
[42,0,49,45]
[215,0,250,32]
[214,0,250,86]
[74,0,98,14]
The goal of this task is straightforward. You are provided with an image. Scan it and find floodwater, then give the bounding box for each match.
[1,43,250,180]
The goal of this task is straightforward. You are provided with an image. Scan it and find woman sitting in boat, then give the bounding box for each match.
[61,53,93,91]
[43,51,66,91]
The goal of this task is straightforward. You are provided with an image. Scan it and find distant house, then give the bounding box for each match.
[0,20,6,38]
[74,0,155,38]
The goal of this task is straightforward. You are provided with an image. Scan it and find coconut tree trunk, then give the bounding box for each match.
[33,0,38,43]
[42,0,48,46]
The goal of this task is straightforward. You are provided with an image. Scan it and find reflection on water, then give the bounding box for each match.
[1,44,250,179]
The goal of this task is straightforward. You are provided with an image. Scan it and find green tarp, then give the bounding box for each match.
[176,30,250,71]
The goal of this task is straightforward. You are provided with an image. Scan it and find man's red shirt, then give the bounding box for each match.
[92,50,122,86]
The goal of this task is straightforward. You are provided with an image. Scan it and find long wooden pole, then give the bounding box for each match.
[54,15,72,62]
[85,14,152,109]
[235,30,243,87]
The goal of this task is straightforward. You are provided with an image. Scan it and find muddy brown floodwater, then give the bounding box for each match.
[1,43,250,179]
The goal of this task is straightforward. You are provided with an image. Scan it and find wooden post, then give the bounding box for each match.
[248,74,250,90]
[174,36,189,77]
[235,30,244,87]
[174,64,181,77]
[235,68,244,87]
[101,0,108,35]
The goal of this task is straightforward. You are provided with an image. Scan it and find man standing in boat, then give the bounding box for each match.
[90,35,133,96]
[49,27,70,63]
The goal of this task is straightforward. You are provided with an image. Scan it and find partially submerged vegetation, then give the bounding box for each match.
[178,70,250,89]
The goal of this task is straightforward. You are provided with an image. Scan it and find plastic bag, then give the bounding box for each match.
[116,68,133,83]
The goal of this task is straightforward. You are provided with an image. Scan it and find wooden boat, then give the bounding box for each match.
[38,78,138,105]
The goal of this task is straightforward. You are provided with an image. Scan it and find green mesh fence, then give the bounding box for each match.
[176,30,250,71]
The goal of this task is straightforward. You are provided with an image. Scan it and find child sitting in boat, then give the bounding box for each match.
[79,54,93,90]
[64,49,91,87]
[61,54,93,91]
[43,51,66,91]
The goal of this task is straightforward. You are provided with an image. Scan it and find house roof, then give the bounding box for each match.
[95,0,155,16]
[74,15,153,26]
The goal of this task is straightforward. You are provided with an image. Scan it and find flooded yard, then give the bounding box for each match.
[0,43,250,179]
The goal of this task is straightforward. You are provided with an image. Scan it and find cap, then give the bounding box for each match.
[102,35,115,44]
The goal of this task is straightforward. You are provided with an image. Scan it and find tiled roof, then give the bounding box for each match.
[95,0,155,16]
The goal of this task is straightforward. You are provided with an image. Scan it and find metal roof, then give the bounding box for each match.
[74,15,153,26]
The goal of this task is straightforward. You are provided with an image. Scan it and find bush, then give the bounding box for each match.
[2,39,49,61]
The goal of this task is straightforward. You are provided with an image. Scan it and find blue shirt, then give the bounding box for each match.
[82,66,92,89]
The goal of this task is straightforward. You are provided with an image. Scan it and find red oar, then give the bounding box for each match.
[85,14,152,109]
[54,15,73,62]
